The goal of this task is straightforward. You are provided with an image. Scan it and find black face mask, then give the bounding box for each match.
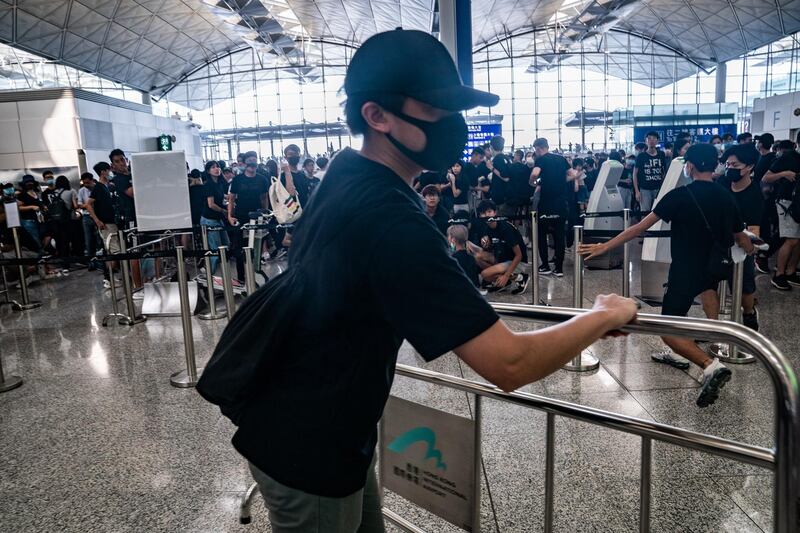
[287,156,300,167]
[386,109,468,171]
[726,168,746,182]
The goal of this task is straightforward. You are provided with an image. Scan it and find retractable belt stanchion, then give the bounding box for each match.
[102,256,130,326]
[717,280,731,316]
[198,226,226,321]
[563,226,600,372]
[0,265,22,310]
[218,246,236,319]
[530,210,541,305]
[10,227,40,311]
[243,247,257,295]
[622,208,631,298]
[117,229,146,325]
[709,261,756,364]
[170,246,202,387]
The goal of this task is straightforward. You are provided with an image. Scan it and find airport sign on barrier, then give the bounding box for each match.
[380,396,477,531]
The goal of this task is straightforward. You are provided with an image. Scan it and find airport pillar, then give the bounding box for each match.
[439,0,473,87]
[715,62,727,103]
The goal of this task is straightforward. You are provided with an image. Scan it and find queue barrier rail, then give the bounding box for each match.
[381,303,799,533]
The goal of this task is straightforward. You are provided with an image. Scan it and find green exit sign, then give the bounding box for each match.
[158,134,173,151]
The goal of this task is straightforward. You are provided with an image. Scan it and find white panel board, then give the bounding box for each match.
[19,117,81,152]
[0,123,23,154]
[17,98,76,119]
[112,122,139,153]
[130,150,191,232]
[0,102,19,121]
[76,99,110,122]
[135,112,156,129]
[0,153,25,169]
[24,150,79,168]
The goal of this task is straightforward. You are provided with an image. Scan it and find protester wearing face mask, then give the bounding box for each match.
[718,145,762,329]
[16,175,44,254]
[214,30,638,533]
[446,224,480,288]
[280,144,311,209]
[580,143,755,408]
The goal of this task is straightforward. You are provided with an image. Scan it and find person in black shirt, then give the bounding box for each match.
[228,161,269,284]
[421,184,450,235]
[763,140,800,289]
[280,144,311,210]
[222,29,637,532]
[200,161,230,278]
[531,137,571,276]
[448,160,471,214]
[84,173,121,285]
[16,175,43,253]
[722,145,762,330]
[469,200,529,293]
[581,143,754,408]
[485,135,512,215]
[753,133,778,273]
[446,224,480,288]
[633,131,668,212]
[109,149,135,227]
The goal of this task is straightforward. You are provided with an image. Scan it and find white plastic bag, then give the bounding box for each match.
[269,176,302,224]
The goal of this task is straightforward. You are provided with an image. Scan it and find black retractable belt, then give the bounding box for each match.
[0,248,219,267]
[582,229,671,239]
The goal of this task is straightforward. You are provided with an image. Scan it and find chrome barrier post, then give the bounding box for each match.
[0,340,23,392]
[117,229,146,325]
[218,246,236,319]
[0,265,22,310]
[170,246,202,388]
[531,211,541,305]
[717,279,731,316]
[622,208,631,298]
[710,261,756,364]
[198,226,226,321]
[10,227,40,311]
[544,412,555,533]
[471,395,482,533]
[564,226,600,371]
[243,246,257,295]
[101,259,130,326]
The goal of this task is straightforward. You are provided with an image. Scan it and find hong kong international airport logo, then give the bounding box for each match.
[388,427,447,470]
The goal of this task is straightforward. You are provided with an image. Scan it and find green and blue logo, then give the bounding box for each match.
[388,427,447,471]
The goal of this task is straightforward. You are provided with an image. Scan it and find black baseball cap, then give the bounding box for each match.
[754,133,774,144]
[684,143,718,172]
[344,29,499,111]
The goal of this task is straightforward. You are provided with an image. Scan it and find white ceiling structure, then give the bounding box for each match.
[0,0,798,110]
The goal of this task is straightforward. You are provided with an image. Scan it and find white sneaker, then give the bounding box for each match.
[697,359,732,408]
[651,351,690,370]
[103,279,122,289]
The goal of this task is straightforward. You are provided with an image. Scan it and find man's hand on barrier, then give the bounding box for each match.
[592,294,638,335]
[578,242,609,260]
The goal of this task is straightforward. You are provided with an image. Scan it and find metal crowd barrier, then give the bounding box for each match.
[382,303,799,533]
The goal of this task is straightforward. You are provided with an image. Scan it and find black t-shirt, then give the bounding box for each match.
[17,191,42,220]
[535,152,570,216]
[506,161,534,204]
[280,170,311,208]
[452,171,471,206]
[111,173,136,223]
[201,178,226,221]
[453,249,480,287]
[635,150,668,191]
[189,180,206,225]
[462,162,479,188]
[231,148,499,498]
[618,167,633,189]
[753,152,776,185]
[231,174,269,220]
[585,168,599,191]
[89,183,116,224]
[654,181,743,285]
[489,154,510,204]
[488,220,528,263]
[769,150,800,200]
[730,180,763,228]
[427,204,450,235]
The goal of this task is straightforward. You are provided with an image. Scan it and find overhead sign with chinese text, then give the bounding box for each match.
[464,123,502,158]
[380,396,476,531]
[633,124,737,144]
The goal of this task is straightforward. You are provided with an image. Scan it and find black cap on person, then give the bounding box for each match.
[344,29,499,111]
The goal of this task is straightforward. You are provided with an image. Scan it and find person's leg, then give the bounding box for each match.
[357,456,386,533]
[552,215,566,272]
[775,238,798,275]
[786,242,800,276]
[480,262,507,284]
[537,215,550,267]
[248,462,366,533]
[700,287,720,321]
[230,229,245,281]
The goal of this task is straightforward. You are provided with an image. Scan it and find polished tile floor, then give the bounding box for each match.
[0,243,797,532]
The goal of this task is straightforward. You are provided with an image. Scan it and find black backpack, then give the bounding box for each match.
[196,266,308,425]
[47,189,69,222]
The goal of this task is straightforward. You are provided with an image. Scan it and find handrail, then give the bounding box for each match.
[491,303,799,533]
[394,364,774,469]
[388,304,798,533]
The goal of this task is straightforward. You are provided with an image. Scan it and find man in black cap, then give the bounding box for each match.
[230,29,637,532]
[580,143,755,408]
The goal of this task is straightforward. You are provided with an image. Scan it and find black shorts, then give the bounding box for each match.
[661,277,717,317]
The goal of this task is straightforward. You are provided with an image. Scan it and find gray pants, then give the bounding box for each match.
[638,189,658,212]
[248,458,386,533]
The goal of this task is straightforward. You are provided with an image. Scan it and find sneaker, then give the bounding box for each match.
[103,279,122,289]
[232,278,244,287]
[696,359,732,408]
[755,256,770,274]
[785,272,800,287]
[742,308,759,331]
[511,273,530,295]
[552,268,564,278]
[651,351,690,370]
[771,275,791,291]
[538,264,552,275]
